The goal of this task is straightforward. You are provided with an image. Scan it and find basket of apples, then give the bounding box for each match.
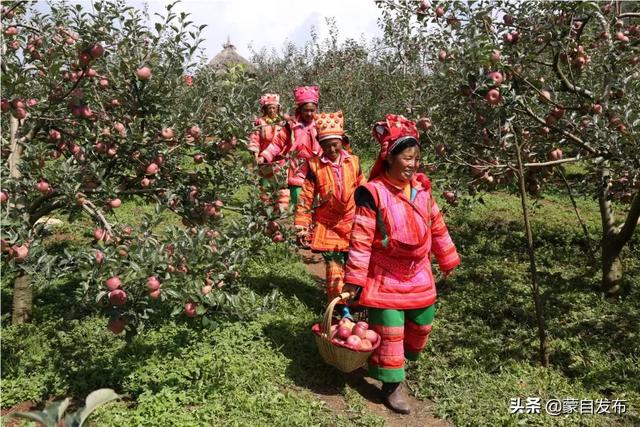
[311,292,381,372]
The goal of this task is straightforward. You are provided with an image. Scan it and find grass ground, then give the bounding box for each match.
[1,184,639,426]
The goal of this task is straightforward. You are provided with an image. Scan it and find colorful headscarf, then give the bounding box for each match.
[259,93,280,107]
[369,114,420,180]
[294,85,320,105]
[315,111,345,142]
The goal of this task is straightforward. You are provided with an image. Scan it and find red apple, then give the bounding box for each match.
[365,329,379,345]
[485,89,501,105]
[95,250,104,264]
[161,128,175,140]
[184,301,197,317]
[11,245,29,262]
[136,66,152,80]
[35,180,50,194]
[437,49,447,62]
[109,198,122,208]
[490,50,501,63]
[49,129,62,141]
[105,276,121,290]
[443,191,456,204]
[616,31,629,43]
[108,289,127,306]
[107,316,127,334]
[487,71,503,86]
[353,323,368,339]
[435,143,446,156]
[435,5,444,17]
[141,177,151,187]
[336,325,353,340]
[346,335,362,349]
[272,232,284,243]
[359,339,373,351]
[201,285,212,295]
[417,117,433,131]
[194,153,204,163]
[14,107,27,119]
[89,43,104,58]
[548,148,563,161]
[98,78,109,88]
[147,276,160,291]
[145,162,159,175]
[591,103,603,115]
[188,125,201,139]
[0,190,8,203]
[148,289,161,299]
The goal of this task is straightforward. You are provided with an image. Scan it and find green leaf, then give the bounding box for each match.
[11,411,56,426]
[78,389,122,426]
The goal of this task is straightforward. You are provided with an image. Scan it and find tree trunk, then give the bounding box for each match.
[515,141,549,367]
[597,166,640,297]
[12,274,32,324]
[601,239,623,297]
[8,115,35,324]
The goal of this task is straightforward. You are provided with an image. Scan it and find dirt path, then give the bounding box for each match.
[298,249,451,427]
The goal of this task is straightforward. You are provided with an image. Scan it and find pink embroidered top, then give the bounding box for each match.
[259,119,321,187]
[344,173,460,309]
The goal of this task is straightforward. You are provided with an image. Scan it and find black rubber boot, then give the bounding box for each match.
[381,382,411,414]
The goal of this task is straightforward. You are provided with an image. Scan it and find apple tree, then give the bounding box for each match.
[1,0,281,333]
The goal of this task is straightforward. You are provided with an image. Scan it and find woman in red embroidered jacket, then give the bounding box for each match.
[342,114,460,415]
[247,93,285,185]
[257,86,321,209]
[294,111,364,308]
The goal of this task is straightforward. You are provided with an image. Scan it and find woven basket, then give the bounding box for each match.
[313,292,379,373]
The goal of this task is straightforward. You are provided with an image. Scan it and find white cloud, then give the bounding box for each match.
[168,0,383,59]
[38,0,382,59]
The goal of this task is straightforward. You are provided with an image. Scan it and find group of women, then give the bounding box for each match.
[248,86,461,415]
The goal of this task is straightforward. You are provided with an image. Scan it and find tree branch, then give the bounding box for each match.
[516,105,598,155]
[552,51,594,99]
[77,195,113,233]
[615,191,640,249]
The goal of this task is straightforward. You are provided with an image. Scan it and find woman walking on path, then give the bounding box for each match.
[257,86,321,209]
[247,93,285,187]
[294,111,364,312]
[342,114,460,415]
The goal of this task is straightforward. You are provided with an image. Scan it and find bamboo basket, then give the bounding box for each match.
[313,292,379,373]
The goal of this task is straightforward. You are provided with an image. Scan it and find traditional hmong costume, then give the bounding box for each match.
[295,111,364,302]
[344,114,460,391]
[259,86,321,207]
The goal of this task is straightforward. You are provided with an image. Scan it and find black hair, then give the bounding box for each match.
[384,137,420,171]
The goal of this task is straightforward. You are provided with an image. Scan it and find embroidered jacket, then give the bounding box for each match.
[295,150,364,252]
[259,120,321,186]
[344,173,460,309]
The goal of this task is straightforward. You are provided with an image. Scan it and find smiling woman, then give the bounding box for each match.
[342,114,461,415]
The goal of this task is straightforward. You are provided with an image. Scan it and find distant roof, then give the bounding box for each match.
[207,37,256,73]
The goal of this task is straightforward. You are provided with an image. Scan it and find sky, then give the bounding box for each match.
[38,0,384,60]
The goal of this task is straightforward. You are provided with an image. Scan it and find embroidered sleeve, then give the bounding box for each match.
[344,186,377,287]
[247,129,260,154]
[260,126,289,162]
[430,191,461,272]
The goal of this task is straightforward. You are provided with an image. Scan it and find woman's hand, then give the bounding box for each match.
[256,156,266,165]
[342,283,361,302]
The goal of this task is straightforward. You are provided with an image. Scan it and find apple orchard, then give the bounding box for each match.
[0,0,283,334]
[2,0,639,367]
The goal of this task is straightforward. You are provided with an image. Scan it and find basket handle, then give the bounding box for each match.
[321,292,351,340]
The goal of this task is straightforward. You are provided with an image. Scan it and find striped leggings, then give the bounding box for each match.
[367,305,435,383]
